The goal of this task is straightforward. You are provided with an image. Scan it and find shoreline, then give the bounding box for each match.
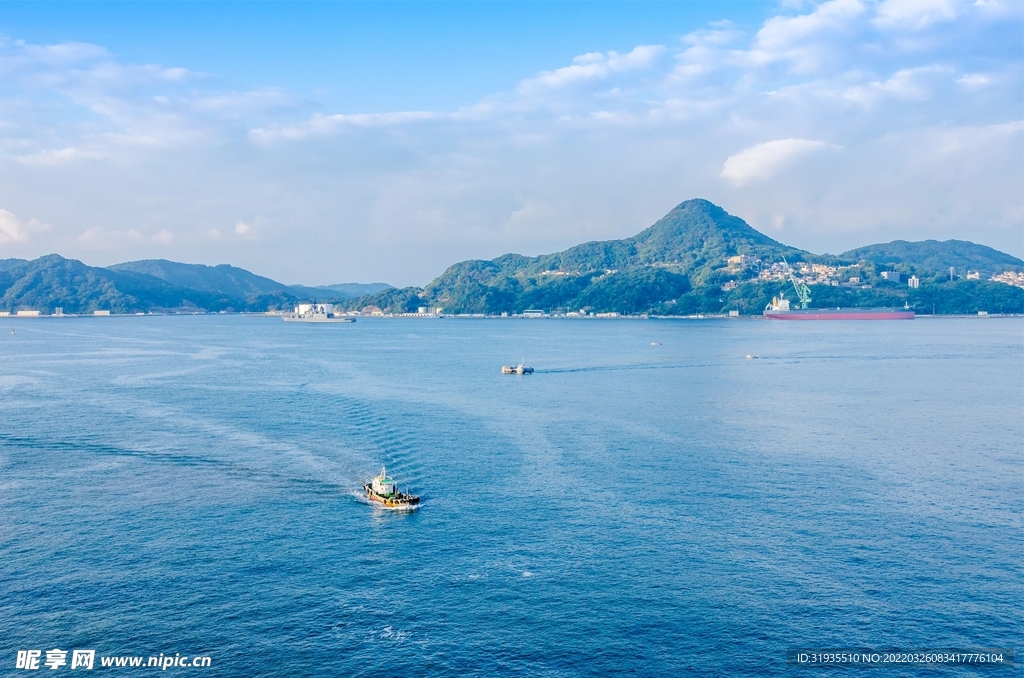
[1,312,1020,320]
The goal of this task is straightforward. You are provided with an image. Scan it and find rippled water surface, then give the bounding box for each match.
[1,316,1021,676]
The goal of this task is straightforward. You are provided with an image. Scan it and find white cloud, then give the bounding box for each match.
[671,26,746,81]
[956,73,992,87]
[0,38,255,160]
[929,119,1024,156]
[20,41,108,65]
[17,147,105,166]
[843,66,943,107]
[232,220,260,241]
[518,45,665,91]
[152,229,174,245]
[188,88,294,117]
[27,60,192,98]
[874,0,966,29]
[251,110,444,142]
[499,200,563,239]
[721,139,840,186]
[0,209,33,243]
[77,226,144,248]
[971,0,1021,19]
[750,0,866,72]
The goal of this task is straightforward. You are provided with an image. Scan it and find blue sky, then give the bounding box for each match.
[2,2,767,112]
[1,0,1021,285]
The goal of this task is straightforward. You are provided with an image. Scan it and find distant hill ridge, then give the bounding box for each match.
[111,259,393,302]
[0,199,1018,314]
[839,240,1022,273]
[109,260,294,299]
[0,256,392,314]
[289,282,393,299]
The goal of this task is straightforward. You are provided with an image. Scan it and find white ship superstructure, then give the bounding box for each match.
[283,303,355,323]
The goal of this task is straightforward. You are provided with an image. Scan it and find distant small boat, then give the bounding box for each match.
[502,360,534,375]
[651,342,661,346]
[363,467,420,510]
[746,354,759,359]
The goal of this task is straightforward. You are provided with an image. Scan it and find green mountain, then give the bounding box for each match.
[341,199,1022,315]
[109,259,294,298]
[350,199,805,314]
[0,255,244,314]
[839,240,1022,275]
[343,199,809,315]
[110,259,391,303]
[0,256,390,313]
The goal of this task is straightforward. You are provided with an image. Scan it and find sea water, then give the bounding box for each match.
[1,316,1021,676]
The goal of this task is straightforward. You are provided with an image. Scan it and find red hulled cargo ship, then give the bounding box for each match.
[764,297,914,320]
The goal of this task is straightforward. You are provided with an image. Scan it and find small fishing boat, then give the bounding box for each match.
[501,359,534,375]
[363,467,420,510]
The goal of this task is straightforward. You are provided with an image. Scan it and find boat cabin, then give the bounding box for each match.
[371,468,397,497]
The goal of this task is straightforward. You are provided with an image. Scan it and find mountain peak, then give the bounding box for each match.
[629,199,796,271]
[672,197,721,212]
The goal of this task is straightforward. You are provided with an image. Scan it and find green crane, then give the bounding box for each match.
[791,278,812,309]
[782,257,812,309]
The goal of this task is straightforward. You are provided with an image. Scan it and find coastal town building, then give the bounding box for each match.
[727,255,759,267]
[990,271,1024,288]
[759,262,791,281]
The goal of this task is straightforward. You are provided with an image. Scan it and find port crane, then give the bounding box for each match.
[782,257,812,309]
[790,278,812,309]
